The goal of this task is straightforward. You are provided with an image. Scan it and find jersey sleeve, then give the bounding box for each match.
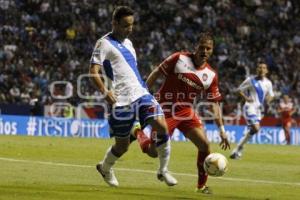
[206,74,222,102]
[90,39,110,65]
[158,52,180,76]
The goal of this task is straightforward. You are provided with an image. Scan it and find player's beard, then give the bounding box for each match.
[200,55,208,63]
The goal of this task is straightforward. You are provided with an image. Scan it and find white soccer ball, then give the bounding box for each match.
[203,153,228,177]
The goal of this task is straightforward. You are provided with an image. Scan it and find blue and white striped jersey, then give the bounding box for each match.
[90,33,149,106]
[238,75,274,107]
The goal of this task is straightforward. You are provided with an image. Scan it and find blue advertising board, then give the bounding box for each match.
[0,115,299,145]
[170,124,300,145]
[0,115,109,138]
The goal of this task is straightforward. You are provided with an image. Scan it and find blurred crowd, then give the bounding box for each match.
[0,0,299,117]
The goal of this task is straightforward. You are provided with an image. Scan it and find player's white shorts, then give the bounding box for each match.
[243,103,262,126]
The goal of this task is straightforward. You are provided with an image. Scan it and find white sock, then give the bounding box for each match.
[156,139,171,173]
[237,133,252,150]
[101,146,119,172]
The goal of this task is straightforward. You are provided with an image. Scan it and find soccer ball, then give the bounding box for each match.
[203,153,228,177]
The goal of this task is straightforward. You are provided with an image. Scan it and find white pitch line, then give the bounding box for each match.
[1,157,300,187]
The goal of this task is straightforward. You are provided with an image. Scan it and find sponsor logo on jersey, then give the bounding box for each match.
[177,74,202,90]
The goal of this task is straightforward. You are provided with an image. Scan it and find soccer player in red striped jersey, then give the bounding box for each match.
[133,32,230,194]
[278,94,296,144]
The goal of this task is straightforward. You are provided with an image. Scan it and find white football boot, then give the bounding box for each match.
[157,170,178,186]
[230,146,243,159]
[96,162,119,187]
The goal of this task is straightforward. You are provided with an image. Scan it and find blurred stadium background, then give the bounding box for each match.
[0,0,299,143]
[0,0,300,199]
[1,0,300,120]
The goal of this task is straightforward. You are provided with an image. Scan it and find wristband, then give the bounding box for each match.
[219,125,225,133]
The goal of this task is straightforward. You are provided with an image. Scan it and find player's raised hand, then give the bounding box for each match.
[219,131,230,150]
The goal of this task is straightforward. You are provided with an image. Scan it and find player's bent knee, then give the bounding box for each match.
[140,142,158,158]
[200,140,210,152]
[249,129,259,135]
[119,148,129,155]
[149,118,168,135]
[193,137,210,152]
[146,150,158,158]
[113,145,129,156]
[250,125,260,135]
[155,124,168,136]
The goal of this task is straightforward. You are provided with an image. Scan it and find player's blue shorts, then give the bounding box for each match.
[109,94,164,138]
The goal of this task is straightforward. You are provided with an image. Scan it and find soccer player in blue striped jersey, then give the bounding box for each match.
[89,6,177,187]
[230,61,274,159]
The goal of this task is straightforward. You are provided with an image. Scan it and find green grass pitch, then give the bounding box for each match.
[0,135,299,200]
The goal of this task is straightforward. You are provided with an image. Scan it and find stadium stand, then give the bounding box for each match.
[0,0,299,120]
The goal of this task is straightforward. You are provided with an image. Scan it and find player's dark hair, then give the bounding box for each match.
[112,6,134,22]
[198,32,214,43]
[256,58,268,67]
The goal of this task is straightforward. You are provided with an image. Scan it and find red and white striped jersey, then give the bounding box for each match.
[156,52,221,112]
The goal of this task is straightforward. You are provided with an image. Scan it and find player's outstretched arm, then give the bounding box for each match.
[211,102,230,150]
[89,64,116,105]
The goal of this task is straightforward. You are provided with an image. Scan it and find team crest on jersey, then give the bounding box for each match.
[202,73,208,81]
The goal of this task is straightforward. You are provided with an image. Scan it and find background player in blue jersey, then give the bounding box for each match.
[89,6,177,187]
[230,61,274,159]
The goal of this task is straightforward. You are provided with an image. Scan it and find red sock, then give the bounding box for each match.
[136,130,151,153]
[285,130,291,144]
[197,151,209,188]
